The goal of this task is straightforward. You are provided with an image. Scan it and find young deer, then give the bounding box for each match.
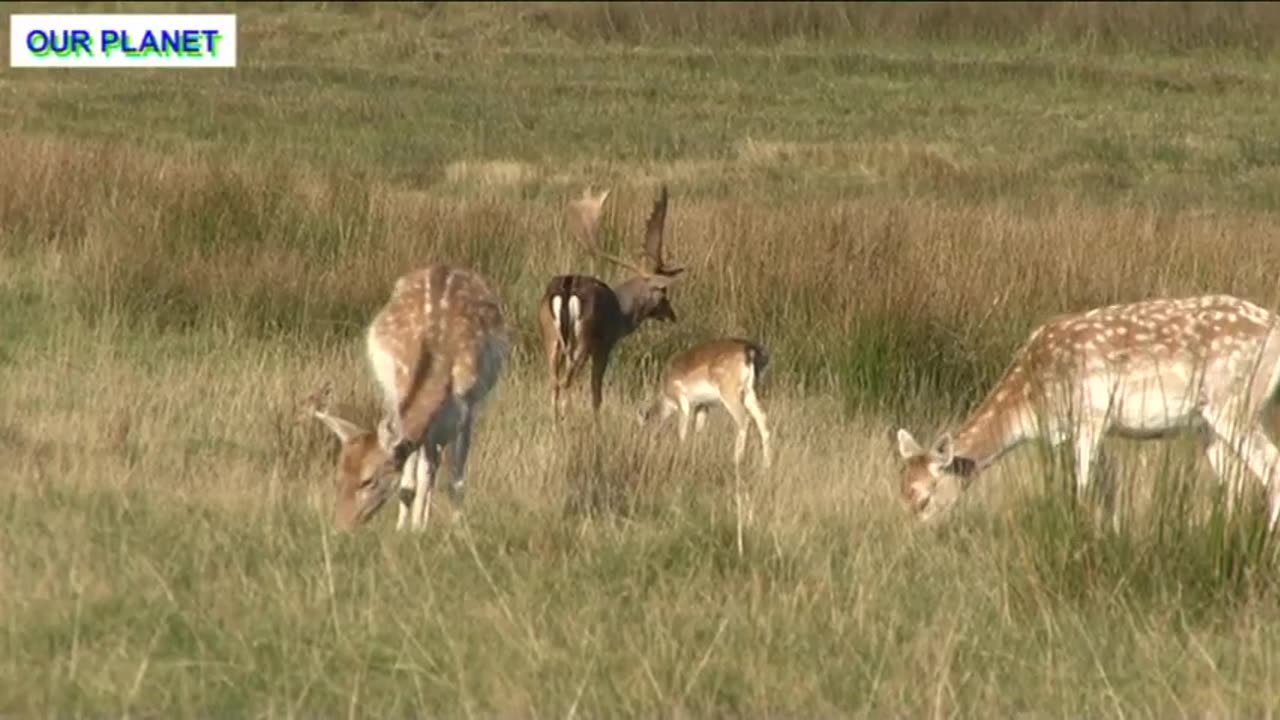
[640,338,774,472]
[307,263,509,531]
[895,295,1280,530]
[538,185,685,419]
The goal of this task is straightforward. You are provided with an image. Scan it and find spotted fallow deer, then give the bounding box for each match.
[307,263,509,532]
[895,295,1280,531]
[640,338,774,472]
[538,185,685,419]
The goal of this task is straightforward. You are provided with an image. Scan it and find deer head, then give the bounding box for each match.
[302,382,402,530]
[571,184,685,326]
[894,429,969,524]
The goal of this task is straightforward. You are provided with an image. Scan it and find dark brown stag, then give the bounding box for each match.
[538,185,685,419]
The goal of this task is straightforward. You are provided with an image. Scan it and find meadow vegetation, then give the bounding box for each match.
[5,2,1280,715]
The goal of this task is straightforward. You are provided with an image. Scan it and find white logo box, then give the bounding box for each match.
[10,14,237,68]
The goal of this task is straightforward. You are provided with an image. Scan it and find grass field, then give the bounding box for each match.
[6,2,1280,716]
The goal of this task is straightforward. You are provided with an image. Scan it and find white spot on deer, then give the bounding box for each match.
[550,295,562,320]
[440,284,451,312]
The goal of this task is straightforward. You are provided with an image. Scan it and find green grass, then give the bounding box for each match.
[7,4,1280,208]
[7,2,1280,716]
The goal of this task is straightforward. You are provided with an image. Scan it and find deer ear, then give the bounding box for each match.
[931,434,955,466]
[376,415,403,452]
[896,428,925,459]
[313,410,363,444]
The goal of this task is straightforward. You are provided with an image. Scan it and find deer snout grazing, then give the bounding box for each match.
[308,263,509,533]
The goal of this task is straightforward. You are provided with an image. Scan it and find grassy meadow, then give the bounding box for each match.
[7,2,1280,715]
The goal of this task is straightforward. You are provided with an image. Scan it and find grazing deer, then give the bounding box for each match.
[640,338,774,472]
[538,185,685,419]
[307,263,509,531]
[895,295,1280,531]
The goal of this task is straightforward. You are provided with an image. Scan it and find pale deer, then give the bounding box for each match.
[307,263,509,532]
[538,185,685,419]
[895,295,1280,531]
[639,338,774,472]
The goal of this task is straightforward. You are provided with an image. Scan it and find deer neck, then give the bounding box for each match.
[948,369,1036,472]
[397,359,453,445]
[610,278,647,333]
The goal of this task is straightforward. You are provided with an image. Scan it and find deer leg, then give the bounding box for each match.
[1067,417,1118,531]
[448,411,474,508]
[396,449,419,532]
[1093,446,1121,533]
[410,443,441,532]
[553,346,589,419]
[656,397,677,427]
[1070,416,1104,500]
[639,393,673,429]
[546,332,566,421]
[551,377,564,423]
[743,385,773,471]
[1204,403,1280,531]
[589,346,612,415]
[1200,425,1242,519]
[550,336,590,419]
[677,398,693,443]
[723,399,751,473]
[722,398,752,553]
[552,384,564,421]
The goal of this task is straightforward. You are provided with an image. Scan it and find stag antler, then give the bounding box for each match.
[568,186,648,276]
[643,185,683,277]
[568,187,610,247]
[569,185,686,278]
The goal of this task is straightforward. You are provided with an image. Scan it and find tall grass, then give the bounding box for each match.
[5,133,1280,414]
[521,1,1280,53]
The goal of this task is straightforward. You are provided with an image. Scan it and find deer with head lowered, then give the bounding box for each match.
[894,294,1280,531]
[538,185,685,419]
[306,263,509,532]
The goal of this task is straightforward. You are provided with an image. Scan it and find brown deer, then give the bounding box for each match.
[639,338,774,472]
[538,185,685,419]
[306,263,509,531]
[894,295,1280,531]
